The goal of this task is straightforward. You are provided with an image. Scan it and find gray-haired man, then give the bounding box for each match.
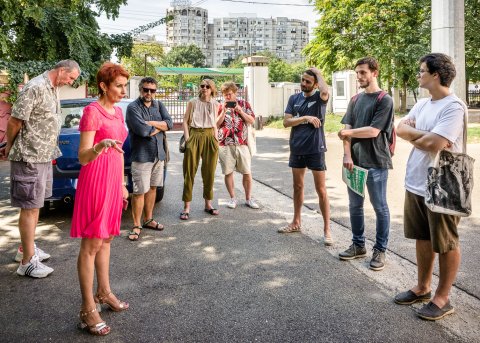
[0,60,80,278]
[126,77,172,241]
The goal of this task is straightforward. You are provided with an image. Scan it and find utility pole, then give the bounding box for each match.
[144,54,149,77]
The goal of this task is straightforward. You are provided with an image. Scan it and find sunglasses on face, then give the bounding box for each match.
[142,88,156,94]
[200,84,211,89]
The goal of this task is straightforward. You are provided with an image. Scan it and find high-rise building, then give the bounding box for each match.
[166,0,208,61]
[209,15,308,67]
[165,3,309,67]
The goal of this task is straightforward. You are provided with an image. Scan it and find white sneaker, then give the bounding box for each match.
[246,199,260,209]
[16,255,54,278]
[227,198,237,209]
[14,243,51,262]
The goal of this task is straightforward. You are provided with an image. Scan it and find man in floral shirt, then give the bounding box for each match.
[1,60,80,278]
[216,81,259,209]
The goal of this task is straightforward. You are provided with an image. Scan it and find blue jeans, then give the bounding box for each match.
[347,168,390,252]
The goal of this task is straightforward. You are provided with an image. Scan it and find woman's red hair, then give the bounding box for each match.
[96,62,130,95]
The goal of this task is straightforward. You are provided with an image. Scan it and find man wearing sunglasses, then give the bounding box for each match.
[126,77,173,241]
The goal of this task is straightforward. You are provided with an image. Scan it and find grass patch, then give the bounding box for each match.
[468,125,480,144]
[264,115,480,143]
[264,113,344,133]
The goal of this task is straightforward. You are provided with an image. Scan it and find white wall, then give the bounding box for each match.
[332,70,357,113]
[244,65,269,119]
[59,84,87,99]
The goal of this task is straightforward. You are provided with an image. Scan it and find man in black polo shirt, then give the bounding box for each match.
[279,67,332,246]
[126,77,173,241]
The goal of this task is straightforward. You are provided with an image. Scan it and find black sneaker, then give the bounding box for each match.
[369,248,386,271]
[339,244,367,260]
[417,301,455,321]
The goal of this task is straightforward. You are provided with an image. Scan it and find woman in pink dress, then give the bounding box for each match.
[70,62,130,336]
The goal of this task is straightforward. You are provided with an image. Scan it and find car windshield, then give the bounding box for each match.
[60,100,131,128]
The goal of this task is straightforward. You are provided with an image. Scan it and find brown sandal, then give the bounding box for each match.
[77,308,111,336]
[94,291,129,312]
[128,226,142,241]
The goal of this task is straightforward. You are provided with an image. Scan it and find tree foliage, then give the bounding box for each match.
[162,44,206,68]
[122,42,165,77]
[305,0,431,111]
[465,0,480,83]
[226,51,306,83]
[0,0,126,85]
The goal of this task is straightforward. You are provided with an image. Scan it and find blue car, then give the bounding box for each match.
[43,98,166,213]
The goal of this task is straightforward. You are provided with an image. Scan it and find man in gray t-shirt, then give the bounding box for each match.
[337,57,394,271]
[0,60,80,278]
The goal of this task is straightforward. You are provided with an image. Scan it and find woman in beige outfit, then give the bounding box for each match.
[180,79,219,220]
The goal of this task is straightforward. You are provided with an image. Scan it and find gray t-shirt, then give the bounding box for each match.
[341,91,394,169]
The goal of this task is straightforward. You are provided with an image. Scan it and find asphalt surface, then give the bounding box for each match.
[0,131,478,342]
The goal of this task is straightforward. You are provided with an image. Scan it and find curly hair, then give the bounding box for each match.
[221,81,238,94]
[420,53,456,87]
[96,62,130,96]
[139,76,158,91]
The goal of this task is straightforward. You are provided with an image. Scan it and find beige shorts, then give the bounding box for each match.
[10,161,52,209]
[219,145,251,175]
[131,159,164,195]
[404,190,460,253]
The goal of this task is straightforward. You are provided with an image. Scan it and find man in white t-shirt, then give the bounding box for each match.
[395,53,467,321]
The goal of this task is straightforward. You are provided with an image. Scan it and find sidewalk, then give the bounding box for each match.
[0,139,478,342]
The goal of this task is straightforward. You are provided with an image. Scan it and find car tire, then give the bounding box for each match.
[155,186,164,203]
[39,201,50,217]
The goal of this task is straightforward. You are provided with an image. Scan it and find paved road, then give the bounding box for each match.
[0,131,479,342]
[253,128,480,299]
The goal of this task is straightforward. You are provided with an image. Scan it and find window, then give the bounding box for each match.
[336,80,345,97]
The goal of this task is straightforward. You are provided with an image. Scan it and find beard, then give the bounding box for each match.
[141,96,153,103]
[301,85,314,93]
[358,80,370,89]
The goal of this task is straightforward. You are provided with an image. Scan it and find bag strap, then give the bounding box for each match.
[462,102,468,154]
[351,90,388,124]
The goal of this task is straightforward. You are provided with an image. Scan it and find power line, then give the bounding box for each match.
[218,0,314,6]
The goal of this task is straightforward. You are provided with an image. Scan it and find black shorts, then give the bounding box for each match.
[289,153,326,171]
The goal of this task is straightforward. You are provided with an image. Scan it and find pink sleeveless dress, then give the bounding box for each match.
[70,102,128,239]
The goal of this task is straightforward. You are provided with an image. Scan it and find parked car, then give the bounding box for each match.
[43,98,166,213]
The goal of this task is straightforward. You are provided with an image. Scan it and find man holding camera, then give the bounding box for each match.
[216,81,259,210]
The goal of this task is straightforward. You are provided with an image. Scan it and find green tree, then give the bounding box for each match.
[305,0,430,112]
[162,44,206,68]
[465,0,480,84]
[122,42,165,77]
[0,0,126,84]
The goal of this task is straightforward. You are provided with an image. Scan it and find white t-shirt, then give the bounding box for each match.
[404,94,466,196]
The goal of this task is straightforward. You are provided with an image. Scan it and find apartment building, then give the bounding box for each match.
[166,1,309,67]
[209,15,308,67]
[166,1,209,55]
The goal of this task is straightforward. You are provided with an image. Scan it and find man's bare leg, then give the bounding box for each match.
[291,168,306,228]
[19,208,39,263]
[312,170,331,237]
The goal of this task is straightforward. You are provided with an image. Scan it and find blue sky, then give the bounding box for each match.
[96,0,319,42]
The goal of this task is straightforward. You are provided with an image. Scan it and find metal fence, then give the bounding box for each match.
[154,87,247,128]
[468,90,480,108]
